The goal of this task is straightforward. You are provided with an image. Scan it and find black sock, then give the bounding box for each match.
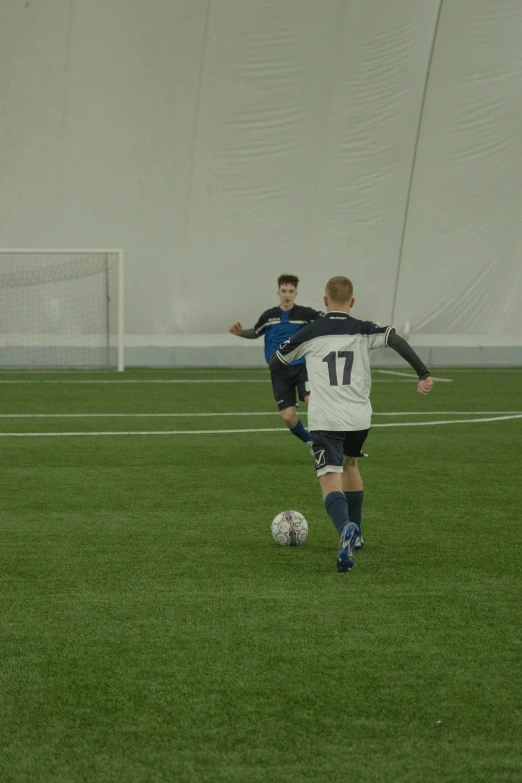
[324,492,350,535]
[344,490,364,534]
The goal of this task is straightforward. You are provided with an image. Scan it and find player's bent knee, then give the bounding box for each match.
[280,407,297,425]
[343,457,358,469]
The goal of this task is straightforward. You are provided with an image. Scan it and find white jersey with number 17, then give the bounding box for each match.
[275,312,394,431]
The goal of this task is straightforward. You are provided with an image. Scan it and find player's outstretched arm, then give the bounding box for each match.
[229,322,258,338]
[387,332,433,395]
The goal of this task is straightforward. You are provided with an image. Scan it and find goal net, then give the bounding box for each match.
[0,249,124,370]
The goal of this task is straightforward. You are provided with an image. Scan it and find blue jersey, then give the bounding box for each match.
[254,305,323,365]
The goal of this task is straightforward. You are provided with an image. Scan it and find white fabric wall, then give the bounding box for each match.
[393,0,522,339]
[1,0,521,344]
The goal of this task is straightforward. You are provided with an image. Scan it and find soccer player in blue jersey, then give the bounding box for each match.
[269,276,433,572]
[229,274,323,451]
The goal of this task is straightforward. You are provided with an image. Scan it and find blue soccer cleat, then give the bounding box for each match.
[337,522,360,573]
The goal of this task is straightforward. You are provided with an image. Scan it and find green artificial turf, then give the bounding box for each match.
[0,368,521,782]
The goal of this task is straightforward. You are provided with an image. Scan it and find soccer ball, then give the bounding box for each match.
[271,510,308,546]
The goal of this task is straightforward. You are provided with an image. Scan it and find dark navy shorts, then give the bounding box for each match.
[310,429,370,477]
[270,364,310,411]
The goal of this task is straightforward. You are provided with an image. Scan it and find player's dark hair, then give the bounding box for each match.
[325,276,354,303]
[277,274,299,288]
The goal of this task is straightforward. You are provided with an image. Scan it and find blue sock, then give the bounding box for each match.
[345,490,364,533]
[324,492,350,535]
[290,420,312,443]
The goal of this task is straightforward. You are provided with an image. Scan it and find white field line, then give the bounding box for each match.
[0,379,267,384]
[0,366,519,374]
[0,427,286,437]
[433,368,522,373]
[0,370,119,375]
[375,369,453,382]
[1,414,521,437]
[1,410,521,419]
[374,370,416,376]
[0,367,517,378]
[0,411,283,418]
[0,378,421,384]
[0,369,268,374]
[0,371,269,376]
[372,414,522,427]
[375,410,522,416]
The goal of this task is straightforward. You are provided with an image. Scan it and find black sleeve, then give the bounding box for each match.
[387,332,431,380]
[239,328,258,339]
[308,308,324,322]
[253,311,270,336]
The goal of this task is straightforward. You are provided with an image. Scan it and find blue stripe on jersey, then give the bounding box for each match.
[264,313,305,365]
[254,305,323,364]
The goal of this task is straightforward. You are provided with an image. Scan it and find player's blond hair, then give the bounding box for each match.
[325,276,353,303]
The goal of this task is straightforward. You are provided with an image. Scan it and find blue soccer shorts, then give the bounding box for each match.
[270,364,310,411]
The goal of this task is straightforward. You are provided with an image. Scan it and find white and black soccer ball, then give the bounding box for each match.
[271,510,308,546]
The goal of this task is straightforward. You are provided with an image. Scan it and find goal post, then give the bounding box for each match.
[0,249,124,371]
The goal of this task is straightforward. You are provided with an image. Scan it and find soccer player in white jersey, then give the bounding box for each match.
[269,276,433,573]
